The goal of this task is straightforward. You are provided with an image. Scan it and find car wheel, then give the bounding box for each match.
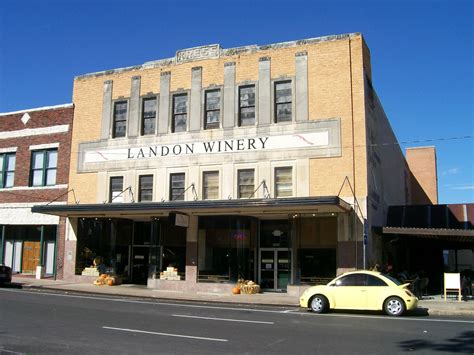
[309,295,328,313]
[384,296,405,316]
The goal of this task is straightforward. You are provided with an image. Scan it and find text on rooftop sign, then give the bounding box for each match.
[176,44,220,63]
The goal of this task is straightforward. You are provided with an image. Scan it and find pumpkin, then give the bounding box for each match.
[232,286,241,294]
[107,278,114,286]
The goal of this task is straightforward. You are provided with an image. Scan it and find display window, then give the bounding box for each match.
[198,216,257,283]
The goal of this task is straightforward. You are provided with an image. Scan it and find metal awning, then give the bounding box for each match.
[31,196,351,218]
[378,226,474,243]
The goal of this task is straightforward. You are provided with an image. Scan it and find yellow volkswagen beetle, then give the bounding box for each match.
[300,270,418,316]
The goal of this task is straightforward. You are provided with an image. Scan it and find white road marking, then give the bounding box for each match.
[172,314,274,324]
[2,288,473,325]
[102,326,228,342]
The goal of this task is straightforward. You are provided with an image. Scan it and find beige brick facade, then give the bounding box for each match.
[69,34,376,206]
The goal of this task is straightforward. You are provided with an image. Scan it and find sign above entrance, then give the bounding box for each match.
[83,131,329,163]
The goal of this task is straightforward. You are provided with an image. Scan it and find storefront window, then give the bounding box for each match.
[158,221,187,278]
[75,218,132,278]
[198,216,257,283]
[296,216,337,283]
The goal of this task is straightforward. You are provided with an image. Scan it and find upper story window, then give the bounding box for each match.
[237,169,255,198]
[239,85,256,126]
[113,101,128,138]
[170,173,185,201]
[274,167,292,198]
[141,98,157,135]
[0,153,15,188]
[204,90,220,130]
[109,176,124,202]
[202,171,219,200]
[30,149,57,187]
[138,175,153,202]
[172,94,188,133]
[274,81,292,123]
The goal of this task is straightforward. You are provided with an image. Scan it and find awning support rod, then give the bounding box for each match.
[46,188,79,205]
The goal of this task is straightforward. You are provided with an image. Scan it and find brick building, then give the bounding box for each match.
[0,104,74,279]
[33,33,427,293]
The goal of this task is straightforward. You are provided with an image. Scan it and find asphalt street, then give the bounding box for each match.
[0,288,473,354]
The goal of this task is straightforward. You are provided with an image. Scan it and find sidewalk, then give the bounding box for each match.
[8,276,474,316]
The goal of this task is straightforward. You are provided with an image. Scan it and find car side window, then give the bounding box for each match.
[367,275,388,286]
[335,274,366,286]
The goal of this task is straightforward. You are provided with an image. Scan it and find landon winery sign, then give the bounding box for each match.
[83,131,329,163]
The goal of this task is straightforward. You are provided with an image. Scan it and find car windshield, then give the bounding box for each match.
[382,273,401,285]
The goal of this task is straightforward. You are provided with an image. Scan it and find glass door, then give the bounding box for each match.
[259,248,291,291]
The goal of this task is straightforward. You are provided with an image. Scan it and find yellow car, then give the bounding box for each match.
[300,270,418,316]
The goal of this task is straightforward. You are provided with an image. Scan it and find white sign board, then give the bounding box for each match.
[84,131,330,164]
[444,272,461,302]
[444,273,460,289]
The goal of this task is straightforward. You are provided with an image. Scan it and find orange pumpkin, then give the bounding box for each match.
[232,286,240,294]
[107,278,114,286]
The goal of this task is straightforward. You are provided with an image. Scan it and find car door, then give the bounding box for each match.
[330,274,367,309]
[365,274,389,310]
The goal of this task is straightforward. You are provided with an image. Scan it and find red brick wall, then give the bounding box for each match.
[0,105,74,203]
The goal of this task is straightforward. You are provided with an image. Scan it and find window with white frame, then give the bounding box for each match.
[237,169,255,198]
[0,152,15,188]
[274,167,292,197]
[202,171,219,200]
[30,149,57,187]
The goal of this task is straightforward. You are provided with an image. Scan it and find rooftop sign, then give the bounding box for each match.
[176,44,220,63]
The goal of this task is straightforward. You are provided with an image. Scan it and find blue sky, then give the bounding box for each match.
[0,0,472,203]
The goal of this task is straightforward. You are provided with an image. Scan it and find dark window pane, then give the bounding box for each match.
[240,107,255,126]
[142,98,156,135]
[173,95,187,114]
[170,173,185,201]
[206,111,220,124]
[114,120,126,138]
[275,81,292,103]
[367,275,388,286]
[139,175,153,202]
[113,101,127,138]
[205,90,220,110]
[174,114,187,132]
[276,103,292,122]
[240,86,255,107]
[143,98,157,118]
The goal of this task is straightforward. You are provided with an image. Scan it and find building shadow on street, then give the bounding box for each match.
[398,331,474,353]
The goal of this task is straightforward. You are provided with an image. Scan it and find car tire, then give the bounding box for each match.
[309,295,328,313]
[384,296,405,316]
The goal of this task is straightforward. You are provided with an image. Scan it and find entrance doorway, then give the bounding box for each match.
[259,248,291,291]
[131,246,150,284]
[22,241,41,274]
